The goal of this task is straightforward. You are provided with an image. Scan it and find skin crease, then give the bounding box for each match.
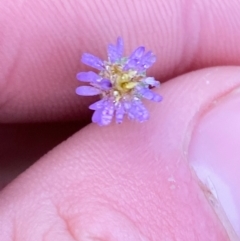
[1,0,240,240]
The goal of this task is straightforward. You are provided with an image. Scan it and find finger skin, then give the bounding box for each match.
[1,0,240,122]
[1,67,240,240]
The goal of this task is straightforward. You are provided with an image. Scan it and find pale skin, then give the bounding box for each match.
[1,0,240,240]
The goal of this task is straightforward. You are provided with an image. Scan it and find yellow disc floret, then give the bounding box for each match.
[101,62,144,103]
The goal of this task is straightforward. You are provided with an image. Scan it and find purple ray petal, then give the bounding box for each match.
[108,45,121,63]
[108,37,124,63]
[128,100,149,122]
[141,89,154,100]
[152,94,163,102]
[81,53,104,70]
[129,46,145,60]
[116,37,124,56]
[123,101,131,110]
[92,109,103,125]
[140,88,162,102]
[143,77,160,87]
[115,104,125,124]
[89,99,105,110]
[124,46,145,70]
[76,71,100,82]
[140,51,156,69]
[99,79,112,90]
[76,86,101,96]
[107,44,117,62]
[101,103,114,125]
[135,102,149,121]
[123,59,139,70]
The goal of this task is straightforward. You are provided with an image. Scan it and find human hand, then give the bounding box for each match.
[1,0,240,240]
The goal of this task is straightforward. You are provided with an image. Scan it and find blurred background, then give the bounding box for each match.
[0,122,84,190]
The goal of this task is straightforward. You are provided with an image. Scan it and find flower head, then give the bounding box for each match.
[76,37,162,126]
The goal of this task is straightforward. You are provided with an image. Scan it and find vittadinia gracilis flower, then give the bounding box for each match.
[76,37,162,126]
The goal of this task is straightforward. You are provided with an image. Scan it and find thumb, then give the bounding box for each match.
[188,70,240,237]
[1,66,240,240]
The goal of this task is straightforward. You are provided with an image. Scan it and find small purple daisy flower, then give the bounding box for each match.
[76,37,162,126]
